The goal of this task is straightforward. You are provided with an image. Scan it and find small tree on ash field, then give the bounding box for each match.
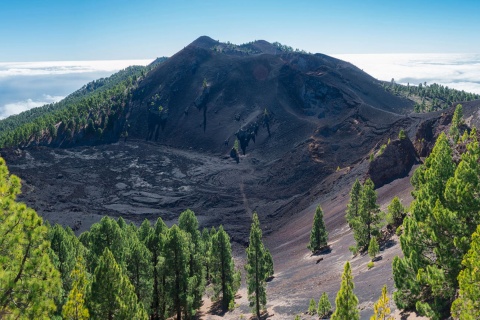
[308,205,328,253]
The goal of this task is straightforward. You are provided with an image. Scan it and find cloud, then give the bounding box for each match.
[333,53,480,94]
[1,94,64,119]
[0,59,152,78]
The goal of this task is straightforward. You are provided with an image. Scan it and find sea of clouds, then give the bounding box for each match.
[0,59,151,119]
[0,54,479,119]
[333,53,480,94]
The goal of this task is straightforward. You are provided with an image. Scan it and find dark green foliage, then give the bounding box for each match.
[350,179,382,252]
[331,262,359,320]
[308,205,329,252]
[164,225,191,320]
[211,226,240,309]
[0,158,61,318]
[264,248,274,280]
[124,226,153,311]
[48,224,85,315]
[245,213,269,319]
[145,218,168,320]
[398,129,406,140]
[178,209,205,316]
[89,248,147,320]
[82,216,126,272]
[451,225,480,319]
[346,179,362,227]
[317,292,332,318]
[201,227,214,282]
[0,58,167,148]
[393,132,480,318]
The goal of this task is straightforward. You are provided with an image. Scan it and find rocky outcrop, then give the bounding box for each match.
[367,137,418,188]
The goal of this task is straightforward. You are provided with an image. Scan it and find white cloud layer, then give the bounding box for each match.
[333,53,480,94]
[1,94,64,119]
[0,59,152,78]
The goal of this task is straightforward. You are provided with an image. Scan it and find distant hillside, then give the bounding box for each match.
[0,57,167,148]
[381,80,480,112]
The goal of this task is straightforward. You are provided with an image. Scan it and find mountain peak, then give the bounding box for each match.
[188,36,218,49]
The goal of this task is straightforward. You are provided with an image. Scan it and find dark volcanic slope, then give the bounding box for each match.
[2,36,422,240]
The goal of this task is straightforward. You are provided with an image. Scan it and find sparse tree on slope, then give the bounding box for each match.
[211,226,240,309]
[317,292,332,318]
[62,256,89,320]
[370,285,393,320]
[368,237,380,261]
[451,225,480,319]
[346,179,362,226]
[331,261,359,320]
[449,104,463,142]
[246,213,268,319]
[308,205,328,252]
[308,298,317,315]
[0,158,61,319]
[351,179,381,252]
[386,197,405,227]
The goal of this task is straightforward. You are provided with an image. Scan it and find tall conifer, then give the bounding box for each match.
[245,213,268,319]
[331,262,359,320]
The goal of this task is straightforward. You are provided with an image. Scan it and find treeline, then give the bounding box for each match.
[382,79,480,112]
[0,58,167,149]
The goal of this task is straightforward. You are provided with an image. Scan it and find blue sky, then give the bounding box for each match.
[1,0,480,61]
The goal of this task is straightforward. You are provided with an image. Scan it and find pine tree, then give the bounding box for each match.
[211,226,240,309]
[308,205,328,252]
[317,292,332,318]
[392,132,480,318]
[386,197,405,227]
[62,256,90,320]
[48,224,85,315]
[178,209,205,317]
[245,213,268,319]
[89,248,147,320]
[264,248,274,280]
[449,104,463,142]
[346,179,362,226]
[351,179,381,252]
[85,216,126,271]
[451,225,480,319]
[146,217,168,320]
[331,262,359,320]
[368,237,379,261]
[164,225,191,320]
[125,228,153,311]
[202,227,213,282]
[370,285,393,320]
[0,158,61,318]
[308,298,317,315]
